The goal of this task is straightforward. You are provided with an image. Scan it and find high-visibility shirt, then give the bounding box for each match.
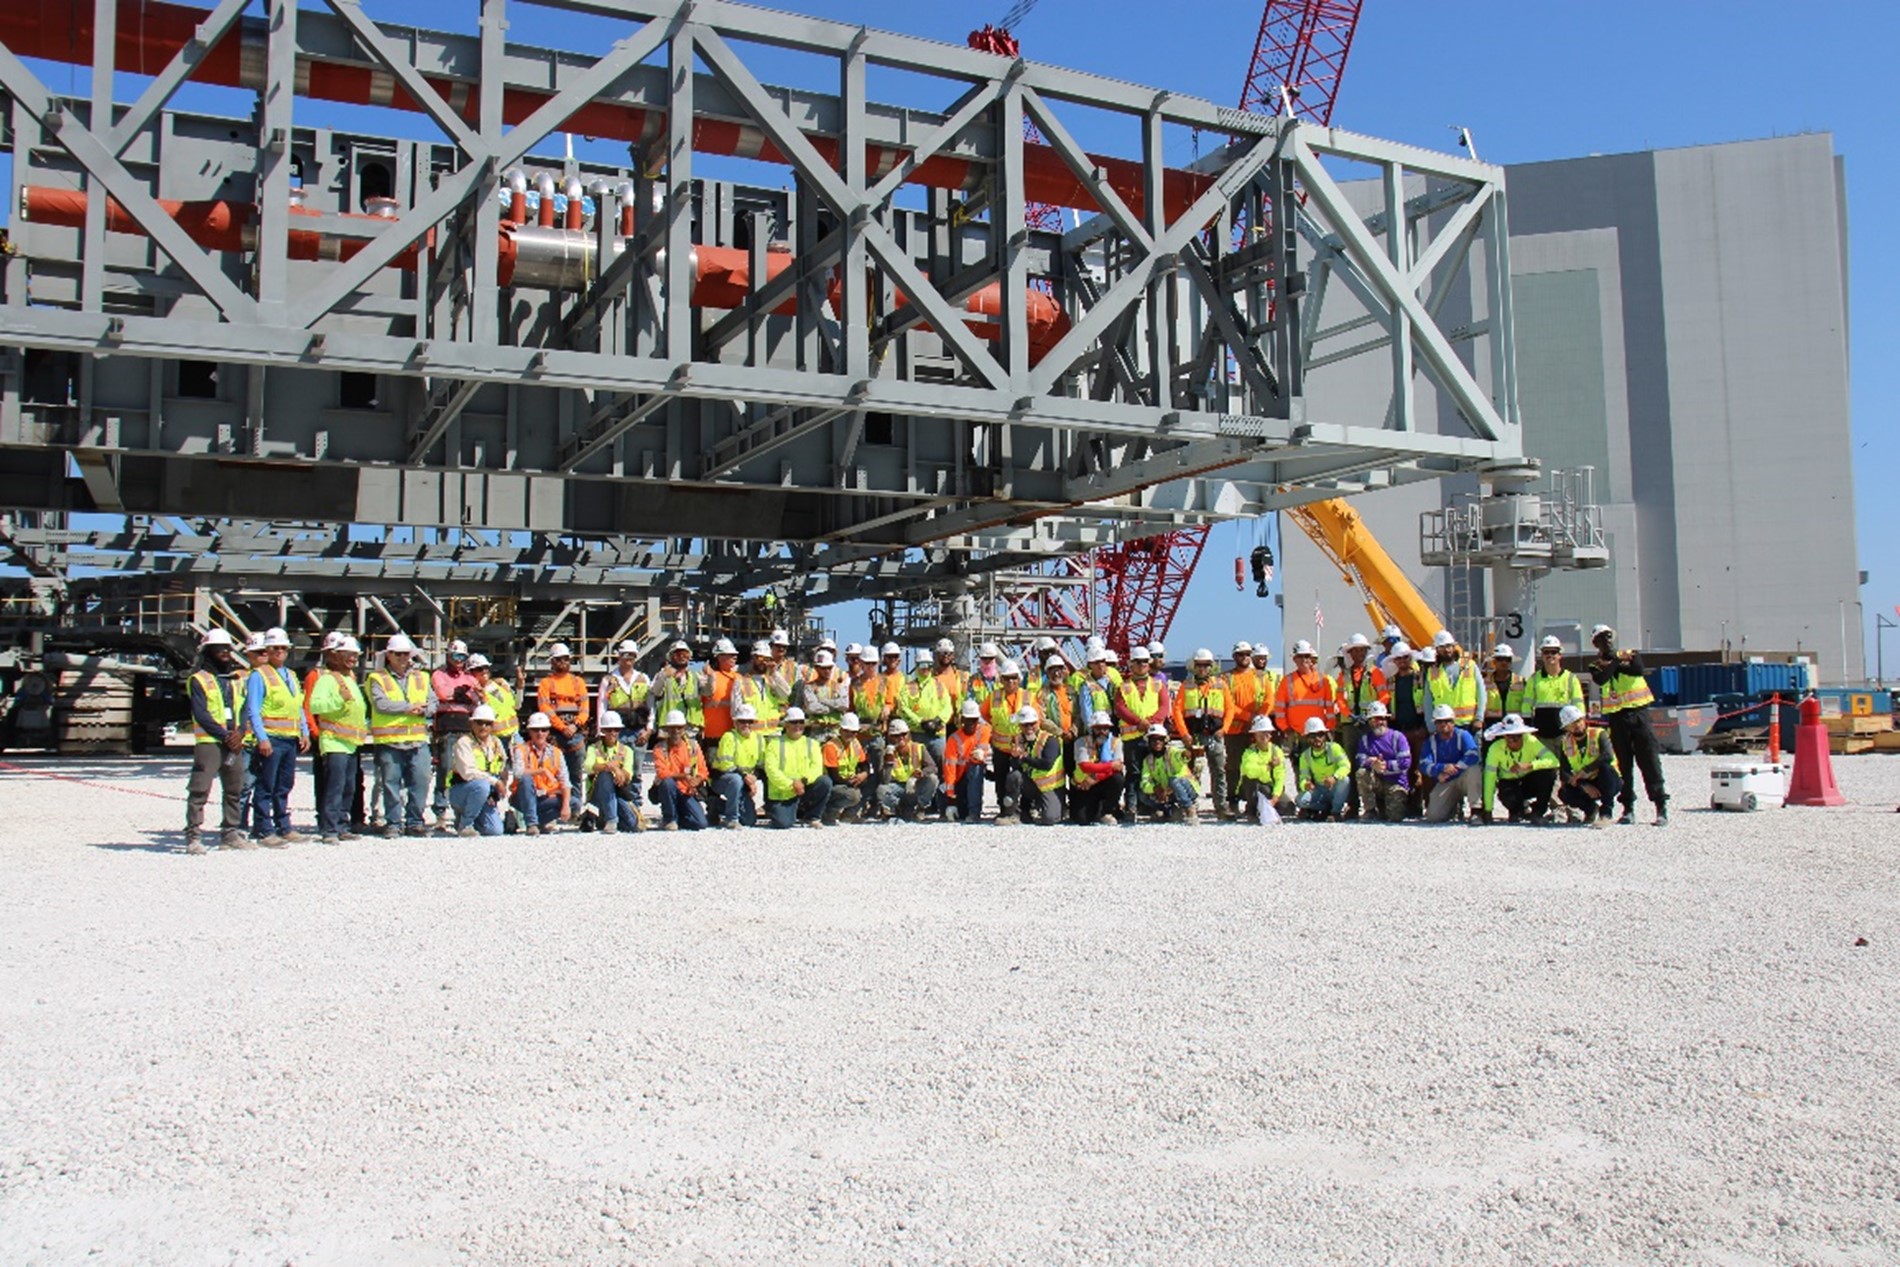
[1067,666,1122,697]
[598,671,651,721]
[1025,733,1067,792]
[1274,670,1338,736]
[698,666,739,740]
[885,742,934,787]
[822,737,867,780]
[984,688,1032,744]
[1074,673,1118,729]
[797,673,851,726]
[764,734,825,801]
[584,740,637,782]
[652,740,708,786]
[1173,677,1234,738]
[1560,725,1618,775]
[451,733,510,782]
[1483,672,1527,723]
[1225,668,1276,736]
[713,728,765,775]
[1114,676,1169,741]
[302,666,323,739]
[732,671,783,730]
[368,668,432,746]
[652,665,704,730]
[306,671,367,754]
[537,672,590,736]
[1296,741,1351,790]
[876,670,909,716]
[942,723,992,787]
[763,661,798,711]
[1524,669,1584,713]
[968,672,1002,710]
[897,675,952,728]
[517,741,567,796]
[1333,663,1389,721]
[1238,743,1289,799]
[932,665,970,712]
[1482,735,1561,811]
[189,669,245,745]
[1137,742,1191,796]
[484,680,520,741]
[1599,667,1655,714]
[1036,683,1075,737]
[852,674,900,726]
[250,667,308,741]
[1426,661,1481,726]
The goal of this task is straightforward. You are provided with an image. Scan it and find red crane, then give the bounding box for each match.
[1091,0,1363,655]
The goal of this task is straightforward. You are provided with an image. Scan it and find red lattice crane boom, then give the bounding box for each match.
[1092,1,1363,656]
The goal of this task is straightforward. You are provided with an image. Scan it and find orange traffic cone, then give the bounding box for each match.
[1785,695,1846,807]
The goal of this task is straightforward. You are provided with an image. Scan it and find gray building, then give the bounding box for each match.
[1281,133,1861,681]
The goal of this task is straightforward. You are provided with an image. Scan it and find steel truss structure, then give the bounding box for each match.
[0,0,1523,614]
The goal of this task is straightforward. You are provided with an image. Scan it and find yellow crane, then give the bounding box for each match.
[1284,499,1446,649]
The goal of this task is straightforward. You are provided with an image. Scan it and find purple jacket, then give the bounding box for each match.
[1355,725,1413,784]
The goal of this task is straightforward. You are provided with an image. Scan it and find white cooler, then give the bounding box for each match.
[1710,762,1789,812]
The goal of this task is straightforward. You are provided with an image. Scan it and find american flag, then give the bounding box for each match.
[1314,601,1325,631]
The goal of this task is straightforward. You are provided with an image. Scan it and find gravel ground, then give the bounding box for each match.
[2,748,1897,1266]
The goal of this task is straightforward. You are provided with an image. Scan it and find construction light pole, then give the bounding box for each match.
[1877,612,1896,688]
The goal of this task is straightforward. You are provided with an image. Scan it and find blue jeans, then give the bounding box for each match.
[378,744,432,831]
[948,764,985,820]
[318,751,358,837]
[252,741,299,836]
[1560,764,1622,817]
[1296,779,1351,819]
[448,776,504,834]
[1138,775,1201,817]
[649,779,708,830]
[239,752,258,833]
[709,772,757,826]
[589,773,641,830]
[766,775,833,828]
[513,784,563,830]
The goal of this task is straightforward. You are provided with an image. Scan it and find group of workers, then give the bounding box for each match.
[179,619,1669,851]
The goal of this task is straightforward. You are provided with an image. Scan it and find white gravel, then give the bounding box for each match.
[2,748,1898,1265]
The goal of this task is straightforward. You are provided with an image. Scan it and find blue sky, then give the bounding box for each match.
[4,1,1894,676]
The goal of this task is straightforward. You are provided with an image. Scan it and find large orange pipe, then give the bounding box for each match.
[0,0,1215,224]
[21,185,1071,362]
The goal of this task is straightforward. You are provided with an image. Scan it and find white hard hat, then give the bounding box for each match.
[771,628,790,646]
[843,642,862,658]
[819,638,837,651]
[598,711,624,730]
[1559,704,1586,729]
[1591,624,1615,640]
[1232,640,1253,655]
[1432,704,1457,722]
[1045,656,1066,671]
[1540,635,1565,652]
[1302,717,1329,736]
[1146,723,1169,738]
[668,640,691,655]
[1033,637,1057,652]
[244,632,269,653]
[525,712,553,730]
[1432,630,1456,648]
[1014,705,1039,725]
[1347,633,1371,649]
[1086,646,1107,662]
[751,640,773,658]
[1491,713,1534,737]
[839,712,861,732]
[858,648,879,663]
[1250,715,1274,733]
[1416,646,1437,664]
[1381,624,1402,640]
[1254,646,1272,661]
[1089,710,1112,728]
[385,634,418,655]
[978,642,1001,659]
[1085,637,1106,654]
[1147,641,1166,657]
[1193,648,1216,663]
[264,627,292,649]
[337,636,362,654]
[782,707,806,723]
[1389,642,1413,659]
[616,640,638,657]
[549,643,573,659]
[662,709,688,728]
[200,628,236,650]
[1491,643,1516,660]
[1292,640,1317,657]
[813,650,834,667]
[320,631,345,651]
[1128,645,1151,661]
[469,704,497,723]
[881,642,901,657]
[732,704,758,722]
[960,699,982,719]
[1366,701,1388,719]
[887,718,910,735]
[712,638,737,656]
[935,638,956,654]
[447,639,469,657]
[1103,650,1120,665]
[1000,659,1021,677]
[467,653,491,670]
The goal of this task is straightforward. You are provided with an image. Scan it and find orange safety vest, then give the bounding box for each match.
[652,740,707,785]
[699,666,739,740]
[942,723,992,786]
[521,741,565,796]
[537,672,590,736]
[1274,670,1338,735]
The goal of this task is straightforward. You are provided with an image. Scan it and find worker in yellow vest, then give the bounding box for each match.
[446,704,512,836]
[1013,708,1068,826]
[306,636,369,845]
[598,640,654,746]
[1424,630,1481,733]
[244,626,311,847]
[1523,636,1586,740]
[1588,624,1668,826]
[1477,713,1561,823]
[184,628,249,854]
[821,712,872,825]
[709,703,766,829]
[469,654,519,745]
[1173,649,1234,818]
[651,640,703,740]
[367,633,436,838]
[763,706,831,829]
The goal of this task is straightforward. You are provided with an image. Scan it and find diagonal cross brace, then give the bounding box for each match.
[105,0,252,156]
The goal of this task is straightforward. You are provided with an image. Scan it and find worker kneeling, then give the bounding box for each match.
[820,713,872,825]
[1353,702,1412,821]
[764,708,831,829]
[1071,712,1127,826]
[1007,708,1067,826]
[447,705,511,837]
[1234,716,1294,824]
[1136,725,1200,824]
[1417,704,1482,822]
[875,719,940,821]
[583,711,644,834]
[1294,717,1352,820]
[1477,714,1561,824]
[648,710,710,831]
[941,700,992,823]
[1556,704,1621,827]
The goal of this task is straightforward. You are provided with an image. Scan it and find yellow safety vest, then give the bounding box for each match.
[257,669,305,739]
[485,680,520,740]
[368,669,432,745]
[1117,678,1163,739]
[603,672,650,712]
[1028,736,1067,792]
[1600,668,1655,714]
[191,670,245,744]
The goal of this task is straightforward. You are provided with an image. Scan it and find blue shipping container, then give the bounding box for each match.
[1676,663,1747,705]
[1743,662,1807,697]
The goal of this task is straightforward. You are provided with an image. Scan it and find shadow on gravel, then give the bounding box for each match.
[86,831,193,856]
[1,756,195,780]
